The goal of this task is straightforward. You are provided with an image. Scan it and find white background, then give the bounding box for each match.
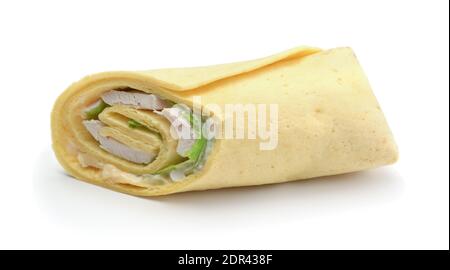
[0,0,448,249]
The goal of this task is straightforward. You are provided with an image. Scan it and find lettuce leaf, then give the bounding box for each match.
[156,110,207,175]
[85,100,109,120]
[187,136,207,161]
[155,160,194,175]
[128,119,144,129]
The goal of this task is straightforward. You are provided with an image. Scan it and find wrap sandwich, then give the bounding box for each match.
[51,46,398,196]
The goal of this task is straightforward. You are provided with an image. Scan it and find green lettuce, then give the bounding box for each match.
[128,119,144,129]
[85,100,109,120]
[156,110,208,175]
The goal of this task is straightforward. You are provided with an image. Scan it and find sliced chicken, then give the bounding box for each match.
[101,90,169,110]
[98,136,155,164]
[156,106,184,123]
[83,99,102,113]
[82,120,155,164]
[83,119,104,141]
[156,107,197,157]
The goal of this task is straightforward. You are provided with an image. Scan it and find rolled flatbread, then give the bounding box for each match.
[51,46,398,196]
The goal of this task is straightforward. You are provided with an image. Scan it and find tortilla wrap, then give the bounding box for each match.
[51,46,398,196]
